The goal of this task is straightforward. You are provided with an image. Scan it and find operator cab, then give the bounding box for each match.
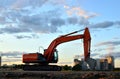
[44,49,58,63]
[53,49,58,63]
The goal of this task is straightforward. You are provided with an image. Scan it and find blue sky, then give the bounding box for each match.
[0,0,120,67]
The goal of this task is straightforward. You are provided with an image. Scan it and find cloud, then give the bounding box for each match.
[94,40,120,59]
[15,35,32,39]
[115,21,120,25]
[2,58,22,62]
[0,0,97,34]
[67,17,89,25]
[0,16,6,24]
[15,34,39,39]
[74,54,84,59]
[93,48,105,52]
[89,21,120,29]
[91,53,99,57]
[67,17,78,25]
[0,0,14,8]
[90,21,114,28]
[0,51,27,64]
[18,11,65,33]
[0,27,31,34]
[1,0,120,35]
[3,0,120,35]
[65,6,98,19]
[49,0,66,5]
[51,4,97,27]
[51,18,65,27]
[0,7,91,34]
[0,0,65,34]
[74,53,99,59]
[79,17,89,25]
[100,52,120,59]
[0,51,26,58]
[110,52,120,59]
[95,41,120,46]
[0,8,64,33]
[95,40,120,54]
[0,0,48,9]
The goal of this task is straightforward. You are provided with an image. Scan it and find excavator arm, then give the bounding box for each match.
[44,27,91,63]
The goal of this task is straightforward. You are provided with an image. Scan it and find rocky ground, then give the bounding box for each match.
[0,71,120,79]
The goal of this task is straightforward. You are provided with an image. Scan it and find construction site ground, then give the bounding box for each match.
[0,70,120,79]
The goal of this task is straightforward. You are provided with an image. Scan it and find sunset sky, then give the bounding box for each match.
[0,0,120,67]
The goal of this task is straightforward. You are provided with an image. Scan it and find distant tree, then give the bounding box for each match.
[12,64,23,69]
[2,64,8,68]
[62,65,72,71]
[72,64,82,71]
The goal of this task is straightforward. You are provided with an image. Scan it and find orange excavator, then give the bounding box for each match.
[22,27,93,71]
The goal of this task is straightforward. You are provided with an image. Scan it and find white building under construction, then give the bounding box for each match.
[74,55,114,70]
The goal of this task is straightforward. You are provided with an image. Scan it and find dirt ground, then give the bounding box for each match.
[0,71,120,79]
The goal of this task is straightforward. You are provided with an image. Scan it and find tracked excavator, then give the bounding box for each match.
[22,27,96,71]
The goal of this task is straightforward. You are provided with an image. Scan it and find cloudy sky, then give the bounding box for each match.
[0,0,120,67]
